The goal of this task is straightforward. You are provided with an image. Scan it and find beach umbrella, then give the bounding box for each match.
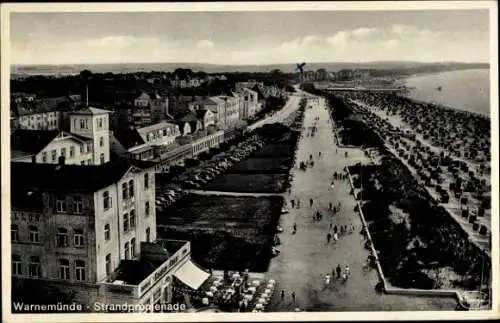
[202,297,210,305]
[252,280,260,286]
[205,291,214,297]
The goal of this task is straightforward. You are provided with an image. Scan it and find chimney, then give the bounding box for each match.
[58,156,65,165]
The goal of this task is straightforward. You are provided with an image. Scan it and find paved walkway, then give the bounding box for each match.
[264,95,458,311]
[185,190,281,197]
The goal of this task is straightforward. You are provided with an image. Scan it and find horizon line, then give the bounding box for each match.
[11,60,490,67]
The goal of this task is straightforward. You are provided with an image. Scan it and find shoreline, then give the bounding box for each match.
[396,68,490,118]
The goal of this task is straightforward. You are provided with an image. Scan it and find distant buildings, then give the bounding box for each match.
[133,92,169,128]
[11,107,112,165]
[200,95,240,129]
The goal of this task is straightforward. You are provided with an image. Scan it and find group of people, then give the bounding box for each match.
[325,264,352,286]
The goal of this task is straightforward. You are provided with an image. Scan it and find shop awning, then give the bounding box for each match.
[173,259,210,290]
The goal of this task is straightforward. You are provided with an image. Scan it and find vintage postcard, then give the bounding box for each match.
[1,1,498,322]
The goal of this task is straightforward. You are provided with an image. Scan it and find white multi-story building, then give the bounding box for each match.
[201,96,240,129]
[11,107,112,165]
[11,161,210,311]
[235,88,259,120]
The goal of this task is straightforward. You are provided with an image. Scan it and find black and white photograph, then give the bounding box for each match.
[1,2,498,322]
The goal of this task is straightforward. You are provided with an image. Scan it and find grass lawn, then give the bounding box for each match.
[156,194,284,272]
[202,173,288,193]
[227,157,292,174]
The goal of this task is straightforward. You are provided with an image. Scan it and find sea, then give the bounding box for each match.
[403,69,491,117]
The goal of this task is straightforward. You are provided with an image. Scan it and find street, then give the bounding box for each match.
[265,95,458,311]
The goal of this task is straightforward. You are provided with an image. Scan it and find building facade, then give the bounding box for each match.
[133,92,169,127]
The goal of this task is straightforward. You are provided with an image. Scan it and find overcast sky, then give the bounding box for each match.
[10,10,491,65]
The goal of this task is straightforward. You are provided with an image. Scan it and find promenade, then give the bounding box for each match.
[264,95,457,311]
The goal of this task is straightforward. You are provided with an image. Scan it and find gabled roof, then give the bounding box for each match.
[11,160,146,193]
[113,128,145,149]
[11,130,60,154]
[11,130,91,155]
[180,112,198,123]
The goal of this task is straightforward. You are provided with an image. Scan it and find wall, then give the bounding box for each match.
[37,136,93,165]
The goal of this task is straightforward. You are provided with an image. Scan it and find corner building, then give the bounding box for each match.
[11,161,210,311]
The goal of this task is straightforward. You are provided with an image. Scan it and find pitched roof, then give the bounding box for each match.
[112,128,145,149]
[70,107,112,115]
[195,109,210,119]
[11,130,60,154]
[11,160,145,193]
[137,121,178,135]
[180,111,198,123]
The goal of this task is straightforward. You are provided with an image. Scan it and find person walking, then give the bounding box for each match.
[281,290,285,300]
[293,222,297,232]
[291,199,295,209]
[327,232,332,244]
[329,202,333,211]
[329,222,333,230]
[336,264,342,279]
[309,198,313,207]
[297,199,300,208]
[333,225,338,234]
[333,232,339,242]
[291,292,296,302]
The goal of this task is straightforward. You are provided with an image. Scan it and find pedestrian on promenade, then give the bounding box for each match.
[297,199,300,208]
[333,232,339,242]
[281,290,285,300]
[334,225,338,234]
[336,265,342,278]
[291,292,296,302]
[329,202,333,211]
[293,222,297,232]
[327,232,332,244]
[291,199,295,208]
[329,222,333,230]
[309,198,313,207]
[319,151,322,157]
[309,154,313,160]
[311,161,314,167]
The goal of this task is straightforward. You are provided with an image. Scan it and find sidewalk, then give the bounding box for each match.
[264,96,457,311]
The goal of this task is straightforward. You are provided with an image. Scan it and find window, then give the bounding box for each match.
[98,118,103,128]
[105,254,112,277]
[73,196,83,213]
[11,224,19,242]
[123,213,129,232]
[29,256,41,278]
[42,152,47,163]
[56,228,69,247]
[145,202,150,217]
[122,183,129,200]
[59,259,70,280]
[104,224,110,241]
[103,191,111,210]
[28,226,39,243]
[74,229,84,247]
[80,119,85,129]
[51,149,57,162]
[80,145,84,154]
[69,146,75,158]
[56,195,67,212]
[81,160,85,165]
[12,255,22,276]
[124,242,130,260]
[144,173,149,189]
[100,153,105,164]
[61,147,66,158]
[129,209,136,229]
[146,227,151,243]
[75,260,86,281]
[162,129,167,136]
[131,238,136,257]
[87,158,92,165]
[128,180,135,198]
[99,136,104,147]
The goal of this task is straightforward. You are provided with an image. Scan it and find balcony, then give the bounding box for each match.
[101,240,191,299]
